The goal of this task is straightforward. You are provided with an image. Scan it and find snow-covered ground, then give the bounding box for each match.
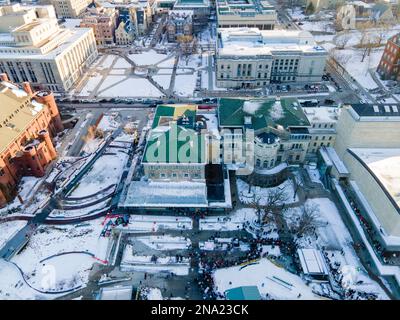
[79,74,102,96]
[125,215,193,232]
[285,198,388,299]
[136,235,191,251]
[153,74,171,89]
[68,152,128,198]
[213,258,323,300]
[305,165,323,184]
[121,244,190,275]
[0,218,106,299]
[286,7,335,33]
[329,47,383,90]
[178,54,201,69]
[237,178,298,205]
[98,76,164,98]
[128,50,168,66]
[173,74,197,97]
[0,177,42,214]
[0,221,28,250]
[200,208,254,232]
[200,208,279,240]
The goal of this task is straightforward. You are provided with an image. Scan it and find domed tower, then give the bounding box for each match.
[34,90,64,133]
[254,132,280,169]
[38,129,57,160]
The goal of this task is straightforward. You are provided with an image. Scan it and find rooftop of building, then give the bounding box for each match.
[225,286,262,300]
[216,0,275,15]
[348,103,400,118]
[168,9,193,16]
[302,106,340,123]
[348,148,400,210]
[174,0,210,8]
[218,98,311,130]
[143,105,210,164]
[389,33,400,46]
[217,28,327,56]
[97,286,133,300]
[0,81,46,154]
[0,27,94,60]
[256,131,278,144]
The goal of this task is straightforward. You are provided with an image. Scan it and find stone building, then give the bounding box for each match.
[0,76,63,206]
[302,105,339,156]
[0,4,98,92]
[216,0,277,30]
[166,10,193,42]
[216,28,328,88]
[47,0,91,18]
[218,98,312,171]
[377,33,400,81]
[115,20,135,45]
[317,104,400,251]
[80,2,118,45]
[119,104,231,212]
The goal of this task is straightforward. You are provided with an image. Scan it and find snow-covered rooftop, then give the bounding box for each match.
[349,148,400,208]
[217,28,327,56]
[302,107,340,124]
[123,180,208,207]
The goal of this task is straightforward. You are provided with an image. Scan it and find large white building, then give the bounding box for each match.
[216,0,277,30]
[43,0,91,18]
[0,4,98,92]
[303,105,339,155]
[319,104,400,251]
[215,28,328,88]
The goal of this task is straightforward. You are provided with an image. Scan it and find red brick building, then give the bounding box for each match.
[377,33,400,81]
[0,73,63,207]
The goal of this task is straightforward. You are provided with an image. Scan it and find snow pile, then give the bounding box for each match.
[243,101,261,115]
[270,99,284,120]
[213,258,322,300]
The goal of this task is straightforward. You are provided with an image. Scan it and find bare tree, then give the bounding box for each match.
[249,186,289,226]
[335,32,351,49]
[330,48,351,66]
[375,22,390,46]
[288,203,324,240]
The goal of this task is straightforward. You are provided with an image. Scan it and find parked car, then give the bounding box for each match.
[324,99,335,105]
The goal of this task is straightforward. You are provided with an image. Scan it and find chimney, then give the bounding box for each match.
[0,73,9,82]
[22,82,33,95]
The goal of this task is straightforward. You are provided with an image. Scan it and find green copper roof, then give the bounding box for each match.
[218,97,310,130]
[144,105,206,164]
[225,286,261,300]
